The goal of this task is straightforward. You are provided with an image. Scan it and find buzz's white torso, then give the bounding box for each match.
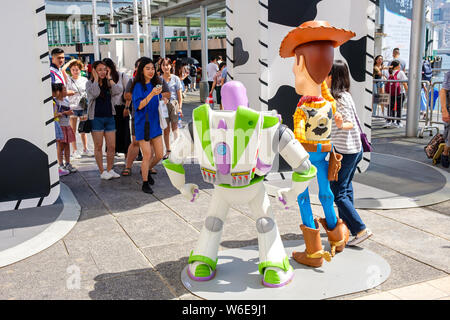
[191,105,280,187]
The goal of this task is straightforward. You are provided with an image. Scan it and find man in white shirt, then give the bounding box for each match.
[392,48,406,72]
[206,56,219,92]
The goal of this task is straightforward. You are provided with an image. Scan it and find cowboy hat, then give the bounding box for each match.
[279,20,356,58]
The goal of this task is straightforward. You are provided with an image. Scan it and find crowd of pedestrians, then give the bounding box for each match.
[50,48,188,194]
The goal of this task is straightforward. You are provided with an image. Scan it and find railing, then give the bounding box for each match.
[372,69,449,138]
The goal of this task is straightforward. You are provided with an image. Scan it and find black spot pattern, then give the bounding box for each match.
[339,37,367,82]
[305,123,312,131]
[233,37,249,68]
[312,126,329,136]
[268,0,323,27]
[306,109,318,118]
[268,85,301,171]
[0,138,50,202]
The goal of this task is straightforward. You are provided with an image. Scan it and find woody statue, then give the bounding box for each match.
[278,21,355,267]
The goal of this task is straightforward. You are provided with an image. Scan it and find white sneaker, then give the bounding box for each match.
[71,151,82,159]
[59,166,70,176]
[82,149,94,157]
[347,228,373,246]
[100,170,113,180]
[397,122,404,128]
[108,169,120,179]
[382,121,392,128]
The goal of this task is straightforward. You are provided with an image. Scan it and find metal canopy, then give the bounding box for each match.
[102,0,225,22]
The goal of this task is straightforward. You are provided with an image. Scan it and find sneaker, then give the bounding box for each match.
[108,169,120,179]
[142,181,153,194]
[382,121,392,128]
[71,151,82,159]
[100,170,113,180]
[82,149,94,157]
[64,163,77,173]
[347,228,373,246]
[442,155,449,168]
[59,166,70,176]
[397,122,404,128]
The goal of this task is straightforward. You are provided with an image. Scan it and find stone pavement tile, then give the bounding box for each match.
[0,241,99,296]
[428,200,450,217]
[0,281,97,300]
[427,276,450,295]
[370,207,450,240]
[388,282,448,300]
[117,209,199,249]
[155,191,212,229]
[62,173,105,212]
[354,291,400,300]
[142,240,198,298]
[89,269,175,300]
[64,211,124,241]
[357,209,450,273]
[63,232,150,275]
[332,239,447,300]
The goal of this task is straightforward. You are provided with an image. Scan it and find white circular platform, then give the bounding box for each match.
[265,153,450,209]
[181,240,390,300]
[0,183,80,267]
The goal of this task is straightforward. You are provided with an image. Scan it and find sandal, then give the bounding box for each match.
[121,168,132,176]
[163,150,171,160]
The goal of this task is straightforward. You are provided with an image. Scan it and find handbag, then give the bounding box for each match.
[71,77,88,110]
[78,119,91,133]
[158,97,168,130]
[352,104,373,153]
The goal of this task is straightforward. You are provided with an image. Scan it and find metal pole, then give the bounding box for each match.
[147,0,153,59]
[159,16,165,58]
[109,0,116,62]
[142,0,150,57]
[92,0,100,60]
[133,0,141,58]
[187,17,191,58]
[199,5,208,102]
[406,0,426,137]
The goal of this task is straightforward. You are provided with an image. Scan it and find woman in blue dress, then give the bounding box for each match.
[131,57,165,194]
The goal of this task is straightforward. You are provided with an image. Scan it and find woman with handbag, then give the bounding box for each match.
[66,60,92,158]
[131,57,165,194]
[327,60,373,246]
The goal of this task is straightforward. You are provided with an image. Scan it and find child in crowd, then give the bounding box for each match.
[52,83,77,175]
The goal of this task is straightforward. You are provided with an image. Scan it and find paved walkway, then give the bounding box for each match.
[0,92,449,300]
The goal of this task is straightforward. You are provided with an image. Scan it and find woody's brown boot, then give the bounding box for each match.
[292,219,332,268]
[319,218,350,257]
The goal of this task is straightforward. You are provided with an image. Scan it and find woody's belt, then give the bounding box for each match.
[302,143,332,153]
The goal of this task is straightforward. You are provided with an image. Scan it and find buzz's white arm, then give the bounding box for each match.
[276,124,317,209]
[162,122,199,202]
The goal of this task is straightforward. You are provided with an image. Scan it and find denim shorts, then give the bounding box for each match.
[72,109,86,117]
[91,117,116,132]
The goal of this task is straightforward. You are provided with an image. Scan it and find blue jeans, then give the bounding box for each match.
[330,150,366,236]
[297,146,338,230]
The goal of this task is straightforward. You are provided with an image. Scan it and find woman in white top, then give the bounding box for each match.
[65,60,91,158]
[327,60,372,246]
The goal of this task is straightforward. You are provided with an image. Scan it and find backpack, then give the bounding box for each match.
[422,60,432,81]
[385,70,401,96]
[424,133,445,159]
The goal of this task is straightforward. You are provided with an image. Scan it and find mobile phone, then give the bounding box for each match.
[156,84,162,89]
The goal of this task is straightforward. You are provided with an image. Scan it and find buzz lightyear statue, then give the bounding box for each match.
[162,81,316,288]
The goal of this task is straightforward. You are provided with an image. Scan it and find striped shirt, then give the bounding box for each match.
[331,91,362,154]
